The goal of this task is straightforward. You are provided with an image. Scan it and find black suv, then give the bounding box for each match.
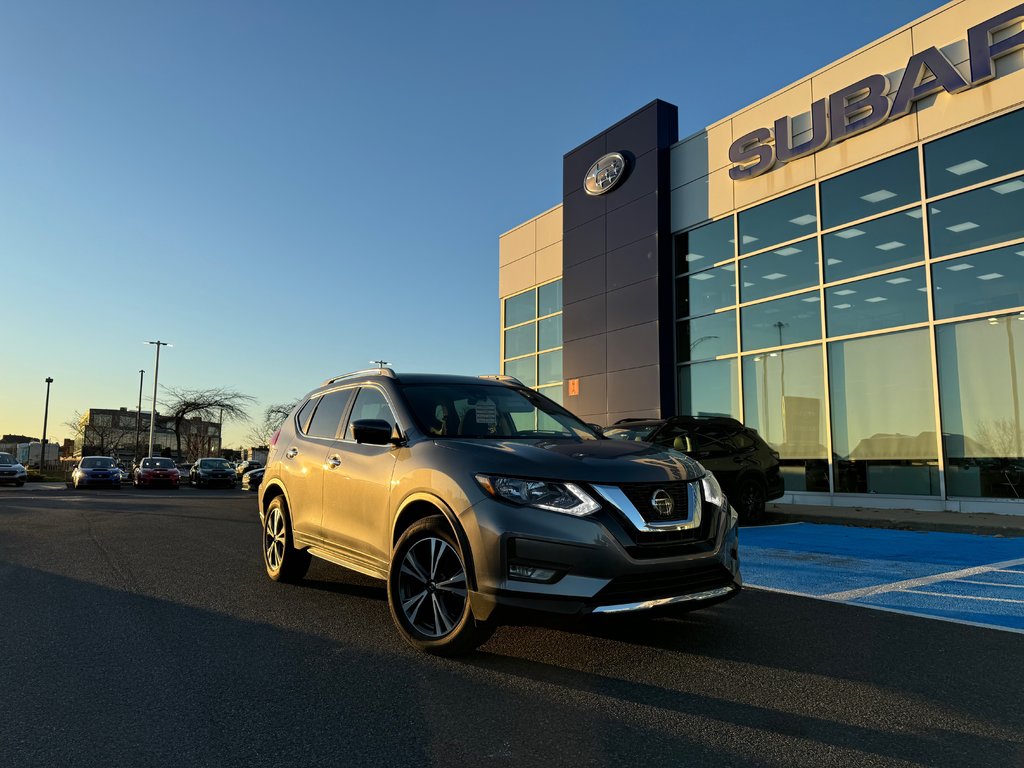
[258,369,741,655]
[603,416,784,520]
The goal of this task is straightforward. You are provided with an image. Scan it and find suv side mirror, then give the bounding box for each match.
[587,423,604,435]
[351,419,395,446]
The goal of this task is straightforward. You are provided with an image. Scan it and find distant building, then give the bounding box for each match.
[75,408,222,462]
[0,434,36,455]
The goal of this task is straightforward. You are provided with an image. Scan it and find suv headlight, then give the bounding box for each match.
[701,471,726,508]
[476,475,600,517]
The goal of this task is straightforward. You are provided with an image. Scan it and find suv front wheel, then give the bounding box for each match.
[388,516,493,655]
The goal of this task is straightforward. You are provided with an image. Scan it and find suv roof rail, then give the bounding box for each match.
[478,374,524,385]
[321,367,397,386]
[613,417,653,424]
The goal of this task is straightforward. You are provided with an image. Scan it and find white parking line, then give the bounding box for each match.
[819,557,1024,601]
[998,569,1024,574]
[957,579,1024,589]
[903,589,1024,605]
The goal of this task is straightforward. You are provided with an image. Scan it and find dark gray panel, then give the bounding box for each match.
[607,365,662,415]
[607,321,660,373]
[565,372,607,421]
[563,216,605,268]
[563,135,606,197]
[605,148,658,214]
[606,278,658,332]
[563,333,606,379]
[563,187,607,232]
[562,293,606,342]
[606,235,658,291]
[607,103,660,157]
[563,254,606,305]
[607,192,658,252]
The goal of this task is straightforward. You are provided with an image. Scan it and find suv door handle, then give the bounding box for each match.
[326,456,342,469]
[286,447,299,459]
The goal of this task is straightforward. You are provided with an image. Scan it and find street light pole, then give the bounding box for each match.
[145,341,170,458]
[41,377,53,471]
[135,369,145,463]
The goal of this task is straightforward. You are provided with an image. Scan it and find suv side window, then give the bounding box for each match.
[306,389,355,439]
[652,424,692,451]
[295,399,317,434]
[344,387,397,440]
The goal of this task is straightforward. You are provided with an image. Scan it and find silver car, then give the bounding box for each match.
[259,369,740,654]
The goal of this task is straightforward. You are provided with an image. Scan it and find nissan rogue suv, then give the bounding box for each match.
[258,369,740,655]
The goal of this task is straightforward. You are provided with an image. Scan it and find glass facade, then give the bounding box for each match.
[501,279,562,401]
[673,106,1024,500]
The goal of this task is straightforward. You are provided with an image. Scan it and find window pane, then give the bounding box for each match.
[504,290,535,327]
[823,209,924,282]
[678,359,738,418]
[538,316,562,350]
[504,324,535,358]
[677,311,736,363]
[938,315,1024,498]
[738,187,816,255]
[307,389,354,439]
[829,329,938,494]
[741,292,821,350]
[676,263,736,318]
[928,179,1024,258]
[344,387,397,439]
[820,150,919,229]
[826,267,927,337]
[538,350,562,386]
[503,356,536,387]
[932,244,1024,320]
[740,237,819,302]
[925,107,1024,197]
[537,384,563,406]
[742,346,829,491]
[538,280,562,316]
[674,217,734,273]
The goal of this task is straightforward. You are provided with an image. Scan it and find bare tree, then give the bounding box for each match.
[247,401,300,447]
[63,411,138,457]
[162,387,255,460]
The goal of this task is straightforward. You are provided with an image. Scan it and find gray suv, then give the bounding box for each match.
[259,369,740,654]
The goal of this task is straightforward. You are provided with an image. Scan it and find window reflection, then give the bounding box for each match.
[677,311,736,363]
[538,350,562,386]
[823,209,924,282]
[742,346,829,491]
[826,267,927,337]
[676,263,736,318]
[738,187,816,255]
[924,107,1024,197]
[928,178,1024,257]
[538,280,562,317]
[741,291,821,350]
[504,357,536,387]
[938,315,1024,499]
[740,237,819,302]
[932,244,1024,320]
[678,359,738,418]
[505,290,535,326]
[829,329,939,495]
[674,217,734,274]
[821,150,920,229]
[538,316,562,351]
[504,325,535,358]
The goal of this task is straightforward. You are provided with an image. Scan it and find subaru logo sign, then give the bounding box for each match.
[584,152,626,195]
[651,489,675,518]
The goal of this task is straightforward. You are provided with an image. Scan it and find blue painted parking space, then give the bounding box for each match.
[739,523,1024,633]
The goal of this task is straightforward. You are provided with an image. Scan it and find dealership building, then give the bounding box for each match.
[498,0,1024,513]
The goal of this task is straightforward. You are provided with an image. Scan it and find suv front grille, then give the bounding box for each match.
[617,481,694,523]
[595,563,733,604]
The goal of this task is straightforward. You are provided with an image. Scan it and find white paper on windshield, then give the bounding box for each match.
[474,399,498,426]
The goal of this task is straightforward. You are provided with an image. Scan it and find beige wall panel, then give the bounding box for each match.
[498,254,536,298]
[707,167,736,220]
[731,82,813,148]
[499,221,536,267]
[734,154,816,210]
[814,115,920,178]
[535,206,563,250]
[811,31,913,102]
[706,121,734,176]
[917,69,1024,140]
[911,0,1021,54]
[535,242,562,284]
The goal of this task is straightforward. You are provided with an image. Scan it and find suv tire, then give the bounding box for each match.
[735,477,766,522]
[263,496,311,583]
[388,516,493,656]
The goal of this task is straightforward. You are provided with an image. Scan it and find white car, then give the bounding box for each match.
[0,452,29,486]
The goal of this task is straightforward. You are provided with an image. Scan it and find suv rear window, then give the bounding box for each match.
[307,389,354,439]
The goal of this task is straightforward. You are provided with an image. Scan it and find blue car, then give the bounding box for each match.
[69,456,121,489]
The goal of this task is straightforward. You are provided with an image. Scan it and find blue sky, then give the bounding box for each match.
[2,0,943,447]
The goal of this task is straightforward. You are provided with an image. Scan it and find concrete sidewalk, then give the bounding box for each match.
[761,502,1024,537]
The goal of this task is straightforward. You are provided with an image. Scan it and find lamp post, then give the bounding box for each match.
[135,369,145,464]
[145,341,170,458]
[41,377,53,471]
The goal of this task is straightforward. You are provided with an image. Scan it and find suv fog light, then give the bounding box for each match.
[509,564,557,581]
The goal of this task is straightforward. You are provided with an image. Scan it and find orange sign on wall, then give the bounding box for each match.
[568,378,579,397]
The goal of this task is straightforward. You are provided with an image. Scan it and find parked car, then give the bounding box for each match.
[190,458,237,488]
[258,369,740,655]
[603,416,784,520]
[0,452,28,486]
[235,460,262,480]
[133,457,181,488]
[69,456,121,489]
[241,467,265,491]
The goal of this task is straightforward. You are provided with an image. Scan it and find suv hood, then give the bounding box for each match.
[435,438,704,484]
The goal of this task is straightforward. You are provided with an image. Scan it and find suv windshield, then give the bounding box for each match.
[603,425,659,442]
[0,453,17,464]
[80,457,116,468]
[403,383,597,440]
[199,459,232,469]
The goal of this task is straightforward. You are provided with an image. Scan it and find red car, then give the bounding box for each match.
[133,457,181,488]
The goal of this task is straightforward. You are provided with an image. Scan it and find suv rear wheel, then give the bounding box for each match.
[263,496,311,582]
[388,516,493,655]
[734,477,766,521]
